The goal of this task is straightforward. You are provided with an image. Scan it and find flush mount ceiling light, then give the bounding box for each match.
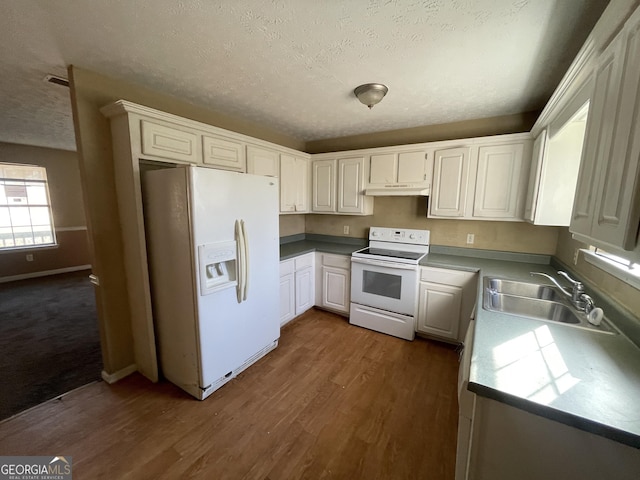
[354,83,388,109]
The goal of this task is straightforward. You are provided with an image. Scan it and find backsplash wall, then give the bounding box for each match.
[304,197,559,255]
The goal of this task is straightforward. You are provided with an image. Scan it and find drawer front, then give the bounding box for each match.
[141,120,199,163]
[280,259,294,277]
[321,253,350,269]
[202,135,246,172]
[420,266,475,286]
[294,253,314,270]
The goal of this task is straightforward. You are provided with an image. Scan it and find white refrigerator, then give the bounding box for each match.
[143,165,280,400]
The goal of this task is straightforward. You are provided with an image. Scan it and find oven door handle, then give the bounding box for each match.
[351,257,417,270]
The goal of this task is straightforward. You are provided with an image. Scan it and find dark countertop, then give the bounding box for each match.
[280,236,640,448]
[421,251,640,449]
[279,234,366,260]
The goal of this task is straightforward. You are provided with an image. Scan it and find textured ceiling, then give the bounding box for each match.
[0,0,609,152]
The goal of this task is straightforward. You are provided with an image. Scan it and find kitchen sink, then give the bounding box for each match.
[484,277,563,301]
[482,276,617,334]
[484,292,580,324]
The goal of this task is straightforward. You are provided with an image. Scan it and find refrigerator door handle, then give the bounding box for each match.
[235,219,245,303]
[241,220,250,301]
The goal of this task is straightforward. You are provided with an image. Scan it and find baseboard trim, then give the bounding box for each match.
[101,364,137,384]
[0,265,92,283]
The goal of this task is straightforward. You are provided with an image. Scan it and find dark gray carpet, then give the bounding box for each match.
[0,269,102,420]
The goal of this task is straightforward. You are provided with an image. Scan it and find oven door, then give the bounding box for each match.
[350,257,419,316]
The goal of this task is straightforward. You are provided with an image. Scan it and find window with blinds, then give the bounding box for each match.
[0,163,56,249]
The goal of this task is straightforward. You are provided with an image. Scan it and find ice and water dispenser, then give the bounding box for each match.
[198,241,237,296]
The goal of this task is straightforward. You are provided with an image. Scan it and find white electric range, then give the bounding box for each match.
[350,227,430,340]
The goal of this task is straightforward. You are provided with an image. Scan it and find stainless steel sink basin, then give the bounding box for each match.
[484,292,580,324]
[484,277,562,301]
[482,276,617,334]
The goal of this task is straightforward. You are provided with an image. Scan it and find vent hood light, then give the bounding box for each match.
[364,185,430,196]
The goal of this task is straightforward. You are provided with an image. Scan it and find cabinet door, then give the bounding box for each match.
[397,151,428,184]
[369,153,397,185]
[571,34,626,238]
[474,143,525,219]
[430,147,470,217]
[280,273,295,326]
[322,266,350,314]
[140,120,199,164]
[293,157,309,213]
[417,281,462,339]
[280,155,309,213]
[591,16,640,250]
[312,159,336,212]
[247,145,279,177]
[202,135,246,172]
[337,156,366,214]
[524,130,547,223]
[295,266,314,315]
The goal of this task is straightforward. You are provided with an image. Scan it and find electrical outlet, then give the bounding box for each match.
[26,253,34,262]
[466,233,475,245]
[573,249,580,265]
[343,225,350,235]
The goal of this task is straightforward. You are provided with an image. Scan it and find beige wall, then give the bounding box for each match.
[305,111,539,153]
[279,215,305,237]
[68,66,305,376]
[0,142,90,278]
[555,229,640,317]
[305,197,559,255]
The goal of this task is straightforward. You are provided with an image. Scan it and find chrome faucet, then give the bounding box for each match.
[530,271,595,313]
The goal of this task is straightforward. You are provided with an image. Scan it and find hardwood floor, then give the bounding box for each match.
[0,309,460,479]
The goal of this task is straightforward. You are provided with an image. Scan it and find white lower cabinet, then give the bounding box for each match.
[295,264,314,315]
[317,253,351,315]
[279,253,315,326]
[279,260,295,326]
[417,267,477,342]
[418,282,463,339]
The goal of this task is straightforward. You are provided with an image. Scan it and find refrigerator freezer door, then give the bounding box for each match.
[198,241,237,296]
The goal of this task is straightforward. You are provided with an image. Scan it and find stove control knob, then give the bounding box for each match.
[409,234,416,239]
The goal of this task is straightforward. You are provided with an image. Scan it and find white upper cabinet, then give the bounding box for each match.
[430,147,470,217]
[571,7,640,252]
[367,150,431,194]
[337,156,369,214]
[429,135,532,221]
[525,86,590,227]
[202,134,246,172]
[247,145,279,177]
[140,119,200,164]
[310,155,373,215]
[473,143,525,219]
[280,154,309,214]
[312,159,336,212]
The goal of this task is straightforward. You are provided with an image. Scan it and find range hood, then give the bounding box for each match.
[365,184,430,196]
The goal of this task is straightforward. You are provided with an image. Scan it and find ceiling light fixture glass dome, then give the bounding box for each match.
[354,83,389,109]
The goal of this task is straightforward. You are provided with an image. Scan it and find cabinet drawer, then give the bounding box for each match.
[321,253,350,269]
[140,120,199,164]
[280,259,294,277]
[294,253,314,270]
[420,266,475,285]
